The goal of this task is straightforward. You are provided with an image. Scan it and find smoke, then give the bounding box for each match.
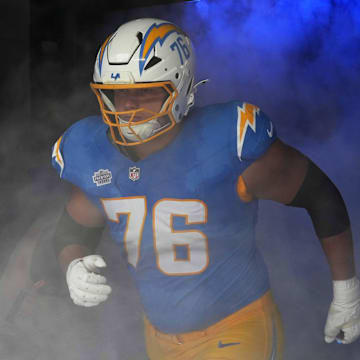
[104,1,360,358]
[1,0,359,359]
[185,0,360,142]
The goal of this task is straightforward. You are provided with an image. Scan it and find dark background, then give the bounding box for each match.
[0,0,193,268]
[0,0,359,359]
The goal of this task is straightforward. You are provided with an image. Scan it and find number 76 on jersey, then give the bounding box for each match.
[102,197,209,276]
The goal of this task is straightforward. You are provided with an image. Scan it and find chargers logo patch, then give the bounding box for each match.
[139,22,182,75]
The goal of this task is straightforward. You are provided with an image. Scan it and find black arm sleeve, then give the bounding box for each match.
[53,208,104,257]
[286,159,350,238]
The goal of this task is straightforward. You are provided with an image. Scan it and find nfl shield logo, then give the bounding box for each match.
[129,166,140,181]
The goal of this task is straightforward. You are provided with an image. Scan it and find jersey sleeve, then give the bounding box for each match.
[50,116,109,187]
[51,120,81,181]
[50,120,88,181]
[234,102,277,162]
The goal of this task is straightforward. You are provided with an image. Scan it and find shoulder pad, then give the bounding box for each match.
[234,102,277,161]
[51,116,104,180]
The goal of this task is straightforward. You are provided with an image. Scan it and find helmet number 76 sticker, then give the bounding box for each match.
[101,197,209,276]
[170,37,190,65]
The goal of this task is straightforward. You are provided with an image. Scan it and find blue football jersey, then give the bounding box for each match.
[52,101,277,333]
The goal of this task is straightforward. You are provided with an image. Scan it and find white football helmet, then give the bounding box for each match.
[91,18,197,146]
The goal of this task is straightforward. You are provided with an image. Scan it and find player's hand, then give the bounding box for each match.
[66,255,112,307]
[324,277,360,344]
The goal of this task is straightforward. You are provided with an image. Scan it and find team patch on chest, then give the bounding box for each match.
[92,169,112,186]
[129,166,141,181]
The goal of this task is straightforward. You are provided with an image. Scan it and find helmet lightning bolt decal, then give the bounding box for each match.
[237,103,260,161]
[139,22,181,75]
[98,34,113,76]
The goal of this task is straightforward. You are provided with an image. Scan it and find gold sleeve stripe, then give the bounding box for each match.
[55,136,64,166]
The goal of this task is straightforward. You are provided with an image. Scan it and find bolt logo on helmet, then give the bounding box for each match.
[90,18,203,147]
[97,34,113,77]
[139,22,182,75]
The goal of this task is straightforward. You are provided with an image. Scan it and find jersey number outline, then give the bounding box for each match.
[101,197,209,276]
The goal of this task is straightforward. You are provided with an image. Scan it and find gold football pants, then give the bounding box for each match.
[144,291,284,360]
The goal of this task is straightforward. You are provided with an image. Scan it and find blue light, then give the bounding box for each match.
[194,0,209,18]
[181,0,360,141]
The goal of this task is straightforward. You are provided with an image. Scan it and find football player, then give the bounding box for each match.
[51,18,360,359]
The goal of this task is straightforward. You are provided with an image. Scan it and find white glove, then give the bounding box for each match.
[324,276,360,344]
[66,255,112,307]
